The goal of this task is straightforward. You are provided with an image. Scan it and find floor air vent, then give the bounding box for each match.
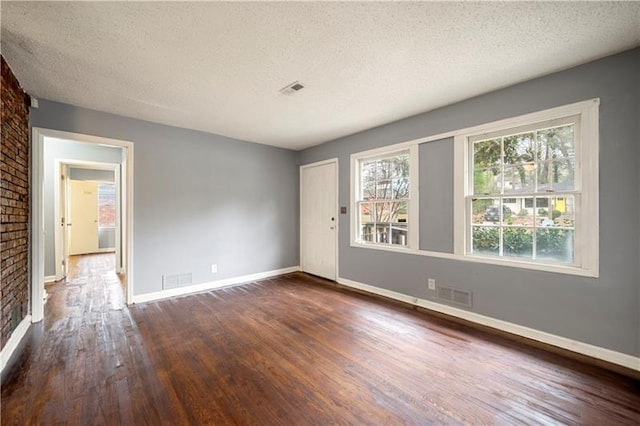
[436,286,472,308]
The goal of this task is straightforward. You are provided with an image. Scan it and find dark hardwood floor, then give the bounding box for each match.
[2,254,639,425]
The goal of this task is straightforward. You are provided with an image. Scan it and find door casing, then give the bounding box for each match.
[32,128,134,323]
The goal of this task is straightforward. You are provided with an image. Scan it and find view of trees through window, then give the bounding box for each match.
[470,120,577,263]
[358,152,410,246]
[98,183,116,228]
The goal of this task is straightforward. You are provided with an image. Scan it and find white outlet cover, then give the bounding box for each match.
[211,264,218,273]
[428,278,436,290]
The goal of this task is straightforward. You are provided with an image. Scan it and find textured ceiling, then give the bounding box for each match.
[1,2,639,150]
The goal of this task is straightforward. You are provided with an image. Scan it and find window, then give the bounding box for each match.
[98,183,116,228]
[348,100,597,275]
[352,145,418,249]
[457,99,599,276]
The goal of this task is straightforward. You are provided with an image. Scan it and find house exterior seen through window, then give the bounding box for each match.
[98,183,116,228]
[460,99,600,277]
[357,150,410,247]
[470,117,578,264]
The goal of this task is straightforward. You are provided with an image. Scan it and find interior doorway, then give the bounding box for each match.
[69,180,98,254]
[54,161,122,282]
[32,128,134,323]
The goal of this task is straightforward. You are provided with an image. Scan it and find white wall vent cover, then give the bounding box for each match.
[178,273,192,286]
[437,286,473,308]
[162,274,179,289]
[163,272,193,289]
[279,81,305,95]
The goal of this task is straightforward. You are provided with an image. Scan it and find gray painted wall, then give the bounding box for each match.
[43,138,122,276]
[300,48,640,357]
[419,138,454,253]
[32,101,299,296]
[69,167,115,182]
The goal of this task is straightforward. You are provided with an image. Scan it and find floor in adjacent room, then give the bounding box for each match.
[1,253,639,424]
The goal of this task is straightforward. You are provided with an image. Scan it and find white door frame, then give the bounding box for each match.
[54,159,122,281]
[299,158,339,280]
[31,128,134,322]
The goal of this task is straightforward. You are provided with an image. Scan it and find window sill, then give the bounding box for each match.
[460,253,598,278]
[352,241,415,255]
[350,241,598,278]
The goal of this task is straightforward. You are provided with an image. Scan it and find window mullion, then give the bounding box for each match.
[532,196,537,260]
[500,136,505,196]
[499,136,505,257]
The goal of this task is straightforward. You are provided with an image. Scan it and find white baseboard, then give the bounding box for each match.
[337,277,640,372]
[44,275,56,283]
[0,315,32,374]
[133,266,300,304]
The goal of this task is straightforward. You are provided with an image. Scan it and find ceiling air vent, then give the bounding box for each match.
[279,81,305,95]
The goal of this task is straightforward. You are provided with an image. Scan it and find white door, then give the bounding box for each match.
[301,161,337,280]
[69,180,99,255]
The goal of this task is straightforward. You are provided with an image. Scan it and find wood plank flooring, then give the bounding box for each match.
[2,254,639,425]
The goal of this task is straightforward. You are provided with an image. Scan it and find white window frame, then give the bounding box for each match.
[351,143,419,252]
[347,99,598,278]
[453,99,599,277]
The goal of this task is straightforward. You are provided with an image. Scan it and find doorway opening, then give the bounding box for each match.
[32,128,134,323]
[52,160,123,285]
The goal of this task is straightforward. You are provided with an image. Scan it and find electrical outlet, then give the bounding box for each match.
[428,278,436,290]
[211,264,218,274]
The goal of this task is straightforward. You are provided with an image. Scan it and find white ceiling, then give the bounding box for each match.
[2,2,639,150]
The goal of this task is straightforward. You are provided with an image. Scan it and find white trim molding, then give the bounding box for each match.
[44,275,57,283]
[132,266,300,304]
[337,276,640,372]
[0,315,32,374]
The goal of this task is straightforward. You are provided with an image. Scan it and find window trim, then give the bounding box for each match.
[351,142,419,251]
[454,98,599,277]
[348,99,598,278]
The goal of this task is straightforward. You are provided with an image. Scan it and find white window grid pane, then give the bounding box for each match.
[468,193,577,264]
[472,123,577,197]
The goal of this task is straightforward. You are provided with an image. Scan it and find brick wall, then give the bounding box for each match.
[1,56,30,349]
